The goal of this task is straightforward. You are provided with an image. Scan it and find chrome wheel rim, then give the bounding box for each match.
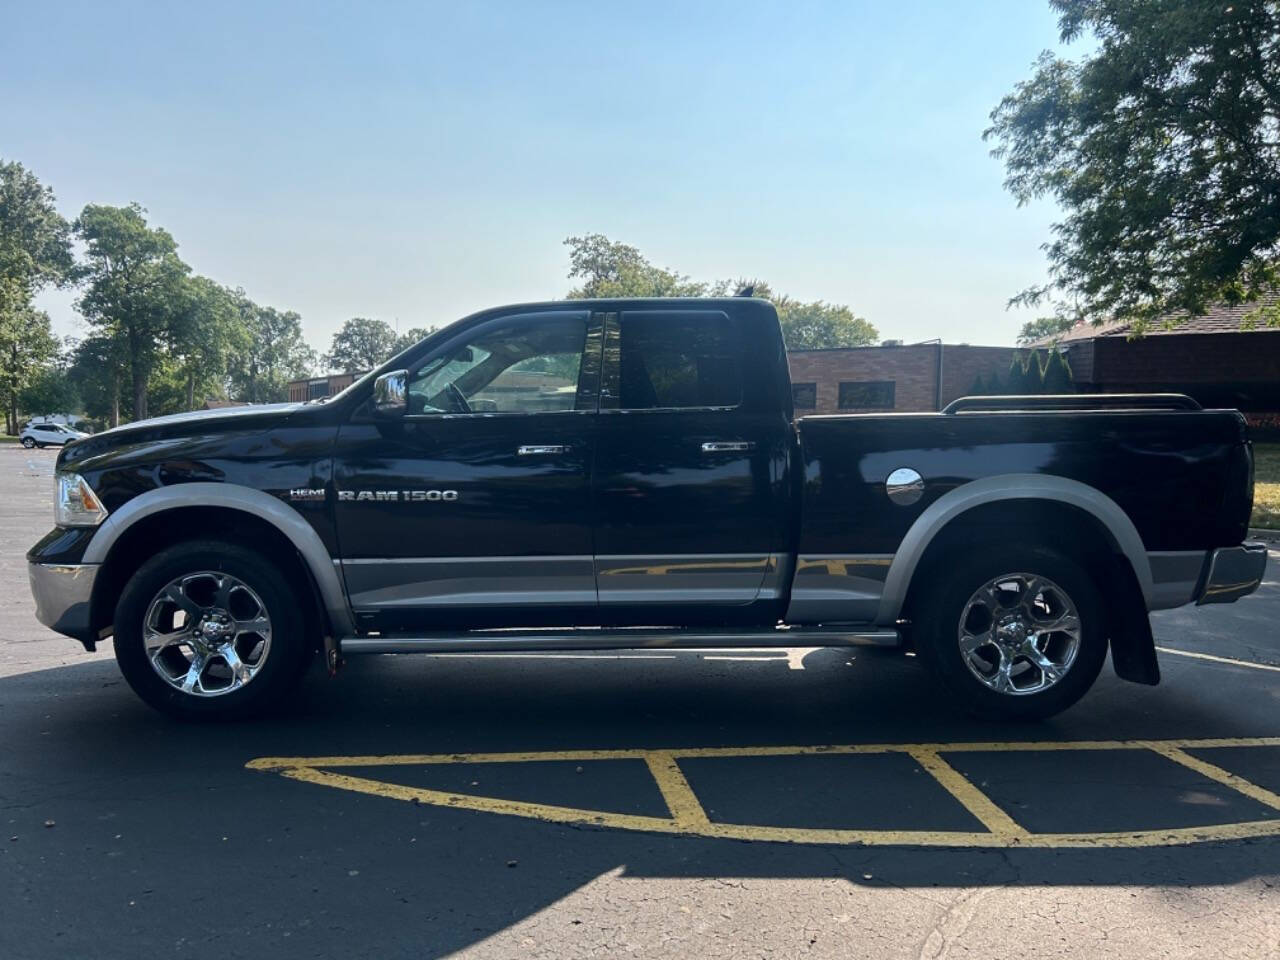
[143,571,272,697]
[957,572,1081,696]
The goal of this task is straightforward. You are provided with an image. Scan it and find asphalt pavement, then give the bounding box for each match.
[3,445,1278,959]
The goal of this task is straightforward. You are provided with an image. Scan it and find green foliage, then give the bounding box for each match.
[1002,348,1075,395]
[169,276,248,410]
[1017,315,1076,345]
[0,305,60,431]
[0,159,74,317]
[19,362,79,419]
[1006,352,1038,394]
[0,162,73,432]
[1040,348,1073,393]
[742,281,879,350]
[68,334,128,424]
[73,203,191,420]
[970,371,1003,396]
[227,293,316,403]
[987,1,1280,331]
[564,234,709,299]
[562,235,877,349]
[393,327,435,355]
[325,317,398,373]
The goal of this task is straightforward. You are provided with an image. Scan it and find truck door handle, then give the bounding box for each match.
[518,444,571,456]
[700,441,755,453]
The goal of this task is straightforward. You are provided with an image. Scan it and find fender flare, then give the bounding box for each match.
[83,482,354,636]
[875,473,1153,625]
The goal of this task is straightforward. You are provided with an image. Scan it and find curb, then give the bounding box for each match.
[1248,528,1280,544]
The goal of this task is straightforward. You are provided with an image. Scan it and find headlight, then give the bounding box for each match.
[55,473,109,527]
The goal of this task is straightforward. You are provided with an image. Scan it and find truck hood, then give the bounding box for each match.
[95,403,303,435]
[57,402,308,471]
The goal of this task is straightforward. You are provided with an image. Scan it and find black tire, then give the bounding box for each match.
[114,539,311,720]
[911,544,1107,721]
[22,437,36,448]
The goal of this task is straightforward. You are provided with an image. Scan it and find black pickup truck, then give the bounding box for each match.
[28,297,1267,720]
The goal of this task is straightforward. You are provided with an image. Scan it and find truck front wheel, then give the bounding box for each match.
[113,539,310,719]
[912,545,1107,720]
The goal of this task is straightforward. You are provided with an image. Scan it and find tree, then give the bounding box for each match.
[1040,348,1074,393]
[68,334,129,426]
[0,161,74,432]
[169,276,246,410]
[987,1,1280,330]
[73,204,191,421]
[0,305,59,432]
[562,235,877,348]
[393,326,435,355]
[1006,352,1038,394]
[228,294,315,403]
[564,234,709,298]
[1017,315,1076,345]
[324,317,398,373]
[0,160,74,318]
[18,362,78,421]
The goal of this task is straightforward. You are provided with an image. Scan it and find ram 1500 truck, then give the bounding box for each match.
[28,298,1268,720]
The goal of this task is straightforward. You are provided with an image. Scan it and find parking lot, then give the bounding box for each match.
[3,444,1279,958]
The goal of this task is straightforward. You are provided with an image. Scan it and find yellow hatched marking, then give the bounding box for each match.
[643,752,711,830]
[247,736,1280,849]
[904,747,1029,841]
[1143,742,1280,811]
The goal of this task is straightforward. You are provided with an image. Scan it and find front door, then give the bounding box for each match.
[591,307,793,625]
[333,309,601,630]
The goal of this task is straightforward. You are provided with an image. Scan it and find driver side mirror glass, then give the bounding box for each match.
[373,370,408,416]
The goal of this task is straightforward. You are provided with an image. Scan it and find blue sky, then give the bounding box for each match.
[4,1,1073,348]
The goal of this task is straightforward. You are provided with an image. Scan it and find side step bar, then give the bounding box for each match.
[340,625,900,655]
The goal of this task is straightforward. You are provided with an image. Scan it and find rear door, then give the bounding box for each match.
[332,309,602,630]
[591,307,792,624]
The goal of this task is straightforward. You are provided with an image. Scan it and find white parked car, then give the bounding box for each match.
[20,422,88,448]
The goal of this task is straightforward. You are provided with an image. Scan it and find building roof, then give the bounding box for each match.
[1037,293,1280,346]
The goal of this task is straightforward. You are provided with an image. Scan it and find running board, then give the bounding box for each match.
[340,625,900,655]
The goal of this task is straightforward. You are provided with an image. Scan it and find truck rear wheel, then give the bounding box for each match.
[113,539,310,720]
[911,545,1107,720]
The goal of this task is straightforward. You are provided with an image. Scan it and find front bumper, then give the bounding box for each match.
[1196,542,1269,605]
[28,561,98,643]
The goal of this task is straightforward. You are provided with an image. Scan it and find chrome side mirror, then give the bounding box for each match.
[373,370,408,415]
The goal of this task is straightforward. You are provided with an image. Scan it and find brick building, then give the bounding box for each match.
[1035,296,1280,416]
[787,342,1019,414]
[287,372,360,403]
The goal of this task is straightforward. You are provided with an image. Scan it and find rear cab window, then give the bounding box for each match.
[605,310,742,411]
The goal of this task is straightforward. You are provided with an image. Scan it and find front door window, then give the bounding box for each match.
[408,316,587,415]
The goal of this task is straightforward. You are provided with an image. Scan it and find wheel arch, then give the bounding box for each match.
[84,483,352,641]
[879,474,1154,627]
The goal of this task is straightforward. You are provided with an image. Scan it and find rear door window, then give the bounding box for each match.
[614,311,741,410]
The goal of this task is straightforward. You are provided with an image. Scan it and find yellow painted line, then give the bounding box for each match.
[245,736,1280,772]
[1156,646,1280,673]
[643,752,711,829]
[904,747,1029,841]
[247,736,1280,849]
[279,766,683,835]
[1143,742,1280,812]
[266,766,1280,850]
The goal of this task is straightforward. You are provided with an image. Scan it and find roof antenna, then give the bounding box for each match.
[735,284,754,297]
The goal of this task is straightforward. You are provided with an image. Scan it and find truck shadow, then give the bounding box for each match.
[2,649,1278,958]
